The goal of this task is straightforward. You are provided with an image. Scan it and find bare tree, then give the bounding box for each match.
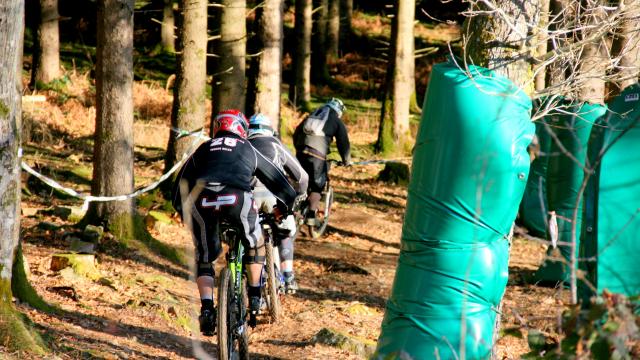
[250,0,284,132]
[211,0,246,127]
[165,0,207,174]
[30,0,60,86]
[339,0,352,53]
[376,0,415,155]
[0,0,45,352]
[327,0,340,60]
[312,0,331,84]
[85,0,136,238]
[161,0,176,52]
[612,0,640,92]
[289,0,312,111]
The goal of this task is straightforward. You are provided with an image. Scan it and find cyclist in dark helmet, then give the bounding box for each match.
[172,109,297,335]
[248,113,308,294]
[293,98,351,224]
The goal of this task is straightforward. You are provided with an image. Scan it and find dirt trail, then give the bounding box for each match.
[14,163,563,359]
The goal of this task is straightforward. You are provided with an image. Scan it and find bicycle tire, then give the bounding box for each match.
[217,268,231,360]
[311,186,334,239]
[217,268,250,360]
[264,241,281,322]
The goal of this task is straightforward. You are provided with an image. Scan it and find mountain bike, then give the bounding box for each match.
[259,212,286,322]
[299,162,337,239]
[217,220,250,360]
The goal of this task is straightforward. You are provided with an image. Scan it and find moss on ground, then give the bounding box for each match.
[11,245,58,314]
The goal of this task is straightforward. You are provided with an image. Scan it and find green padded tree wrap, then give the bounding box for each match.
[580,84,640,301]
[519,120,551,237]
[535,102,606,283]
[375,59,534,360]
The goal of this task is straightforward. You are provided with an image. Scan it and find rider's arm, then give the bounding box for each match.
[251,145,297,213]
[276,139,309,195]
[334,115,351,164]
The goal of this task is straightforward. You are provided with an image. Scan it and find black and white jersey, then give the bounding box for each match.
[248,135,309,195]
[172,131,297,213]
[293,105,351,162]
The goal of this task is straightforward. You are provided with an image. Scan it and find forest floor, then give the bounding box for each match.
[4,79,574,359]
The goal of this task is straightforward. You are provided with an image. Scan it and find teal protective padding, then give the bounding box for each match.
[580,84,640,301]
[518,120,551,237]
[374,59,534,360]
[535,101,606,284]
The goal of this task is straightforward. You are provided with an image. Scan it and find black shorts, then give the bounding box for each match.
[297,152,328,193]
[189,185,261,264]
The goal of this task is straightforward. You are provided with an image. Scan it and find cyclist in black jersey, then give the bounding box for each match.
[293,98,351,223]
[172,109,297,335]
[248,113,308,293]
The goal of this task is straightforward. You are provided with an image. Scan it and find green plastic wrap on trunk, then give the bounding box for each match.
[535,101,606,284]
[518,120,551,237]
[374,59,534,360]
[580,84,640,301]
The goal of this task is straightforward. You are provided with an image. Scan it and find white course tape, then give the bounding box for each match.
[21,129,210,212]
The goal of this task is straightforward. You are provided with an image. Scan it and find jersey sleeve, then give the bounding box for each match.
[253,145,297,212]
[334,115,351,163]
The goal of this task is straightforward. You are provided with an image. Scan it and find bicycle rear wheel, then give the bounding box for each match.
[217,268,250,360]
[310,185,334,239]
[264,241,281,322]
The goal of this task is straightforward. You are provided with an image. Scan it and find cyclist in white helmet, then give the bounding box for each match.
[248,113,308,293]
[293,98,351,224]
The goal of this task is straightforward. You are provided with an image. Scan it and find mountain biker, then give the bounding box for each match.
[171,109,297,335]
[293,97,351,224]
[248,113,308,294]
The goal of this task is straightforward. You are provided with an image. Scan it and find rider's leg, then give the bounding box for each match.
[192,195,223,335]
[239,191,266,326]
[308,192,322,213]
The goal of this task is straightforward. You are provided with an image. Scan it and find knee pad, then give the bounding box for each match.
[197,262,214,277]
[243,246,266,264]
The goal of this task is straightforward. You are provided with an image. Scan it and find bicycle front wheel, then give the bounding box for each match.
[217,268,250,360]
[264,241,281,322]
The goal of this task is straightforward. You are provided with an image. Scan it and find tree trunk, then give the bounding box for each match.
[31,0,60,86]
[165,0,207,177]
[535,0,550,92]
[546,0,572,90]
[326,0,339,60]
[211,0,246,129]
[464,0,540,93]
[376,0,414,155]
[311,0,330,84]
[86,0,135,239]
[289,0,312,111]
[576,1,607,105]
[161,0,175,52]
[613,0,640,92]
[339,0,352,53]
[251,0,284,133]
[0,0,44,353]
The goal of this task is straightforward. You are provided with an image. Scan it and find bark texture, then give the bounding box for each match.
[289,0,312,111]
[211,0,246,124]
[327,0,340,60]
[87,0,135,237]
[464,0,540,93]
[614,0,640,92]
[576,1,607,104]
[546,0,575,90]
[339,0,352,52]
[165,0,207,173]
[376,0,414,155]
[535,0,550,92]
[161,0,176,52]
[0,0,44,353]
[252,0,284,132]
[312,0,330,84]
[32,0,60,85]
